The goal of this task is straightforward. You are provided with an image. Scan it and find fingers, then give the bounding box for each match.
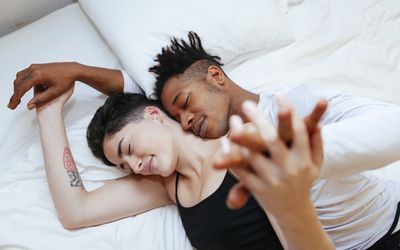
[226,183,250,210]
[9,67,39,110]
[228,151,280,196]
[242,101,287,164]
[33,84,45,94]
[28,85,56,109]
[229,116,265,152]
[244,150,279,185]
[304,99,328,134]
[213,139,280,184]
[292,116,311,164]
[228,96,296,159]
[276,95,294,148]
[310,124,324,167]
[231,166,264,193]
[214,137,248,169]
[16,68,29,78]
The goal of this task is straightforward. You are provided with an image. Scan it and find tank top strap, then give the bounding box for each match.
[175,172,181,205]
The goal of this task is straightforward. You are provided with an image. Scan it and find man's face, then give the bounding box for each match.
[161,76,230,138]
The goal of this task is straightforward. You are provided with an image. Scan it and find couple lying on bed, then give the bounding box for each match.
[9,32,400,249]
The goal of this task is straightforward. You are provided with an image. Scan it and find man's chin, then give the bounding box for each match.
[206,128,229,139]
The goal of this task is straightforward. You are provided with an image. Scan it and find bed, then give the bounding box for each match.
[0,0,399,249]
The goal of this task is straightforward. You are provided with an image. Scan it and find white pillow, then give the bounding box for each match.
[79,0,295,98]
[0,3,121,161]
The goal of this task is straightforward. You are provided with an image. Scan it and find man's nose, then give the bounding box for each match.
[180,112,194,131]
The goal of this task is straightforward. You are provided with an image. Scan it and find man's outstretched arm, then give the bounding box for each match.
[8,62,135,110]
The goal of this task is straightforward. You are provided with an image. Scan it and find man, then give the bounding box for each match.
[8,32,400,249]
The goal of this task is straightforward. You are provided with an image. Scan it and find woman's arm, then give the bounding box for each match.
[37,89,170,229]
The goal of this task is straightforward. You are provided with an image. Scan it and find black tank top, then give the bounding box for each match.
[175,171,283,250]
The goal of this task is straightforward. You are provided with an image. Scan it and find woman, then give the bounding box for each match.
[37,85,333,250]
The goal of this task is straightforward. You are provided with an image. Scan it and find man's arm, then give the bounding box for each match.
[320,95,400,178]
[278,83,400,178]
[75,63,125,95]
[37,91,170,229]
[8,62,137,110]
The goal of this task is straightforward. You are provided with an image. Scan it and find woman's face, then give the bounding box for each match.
[103,118,178,177]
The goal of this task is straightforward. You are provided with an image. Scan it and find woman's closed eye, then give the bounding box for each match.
[126,142,134,156]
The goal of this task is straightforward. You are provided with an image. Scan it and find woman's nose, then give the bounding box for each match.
[127,156,143,173]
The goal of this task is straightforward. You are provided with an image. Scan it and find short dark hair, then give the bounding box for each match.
[86,93,163,166]
[149,31,224,100]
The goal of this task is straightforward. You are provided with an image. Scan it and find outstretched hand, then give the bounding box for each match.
[214,96,327,210]
[8,62,79,110]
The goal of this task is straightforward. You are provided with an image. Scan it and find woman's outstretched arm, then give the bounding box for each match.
[36,87,171,229]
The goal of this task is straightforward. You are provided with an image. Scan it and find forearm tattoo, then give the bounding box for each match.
[63,147,83,188]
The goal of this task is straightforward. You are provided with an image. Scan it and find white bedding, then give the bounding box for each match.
[0,4,191,250]
[228,0,400,179]
[0,0,399,249]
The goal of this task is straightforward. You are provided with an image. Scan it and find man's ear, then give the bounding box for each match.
[143,106,164,122]
[206,65,225,87]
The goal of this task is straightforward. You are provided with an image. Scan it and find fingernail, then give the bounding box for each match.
[241,147,250,159]
[242,100,258,114]
[221,137,231,155]
[28,104,36,110]
[229,115,243,131]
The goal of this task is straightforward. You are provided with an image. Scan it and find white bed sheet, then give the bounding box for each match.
[1,0,400,249]
[0,3,191,250]
[228,0,400,179]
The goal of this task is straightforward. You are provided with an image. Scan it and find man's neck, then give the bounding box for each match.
[228,82,259,123]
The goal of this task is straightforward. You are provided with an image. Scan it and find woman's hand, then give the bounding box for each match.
[35,84,74,115]
[214,97,327,209]
[219,97,323,213]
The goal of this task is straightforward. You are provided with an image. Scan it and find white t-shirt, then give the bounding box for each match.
[121,70,144,94]
[258,83,400,250]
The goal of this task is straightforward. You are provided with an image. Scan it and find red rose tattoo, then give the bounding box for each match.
[63,147,83,188]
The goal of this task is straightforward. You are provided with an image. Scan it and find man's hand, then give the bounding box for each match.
[215,97,327,209]
[8,62,80,110]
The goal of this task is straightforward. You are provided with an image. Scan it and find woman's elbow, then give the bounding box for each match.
[58,212,85,230]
